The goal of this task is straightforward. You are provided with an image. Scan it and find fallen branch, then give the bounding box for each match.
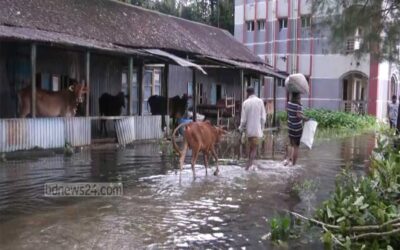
[322,225,345,247]
[289,211,400,233]
[289,211,340,230]
[351,227,400,241]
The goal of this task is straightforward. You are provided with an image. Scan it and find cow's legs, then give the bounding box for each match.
[179,141,188,172]
[191,148,200,179]
[211,147,219,176]
[203,151,209,176]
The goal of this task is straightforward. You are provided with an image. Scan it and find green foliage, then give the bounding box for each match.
[269,214,291,241]
[312,0,400,63]
[278,109,376,130]
[305,109,376,130]
[314,132,400,248]
[119,0,234,34]
[276,111,287,124]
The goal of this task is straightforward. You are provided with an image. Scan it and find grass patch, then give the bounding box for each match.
[277,109,377,133]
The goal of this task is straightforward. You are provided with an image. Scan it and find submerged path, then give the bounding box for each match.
[0,133,375,249]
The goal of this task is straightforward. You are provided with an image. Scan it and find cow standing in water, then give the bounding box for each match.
[98,92,126,136]
[18,81,88,117]
[172,121,226,178]
[148,94,189,131]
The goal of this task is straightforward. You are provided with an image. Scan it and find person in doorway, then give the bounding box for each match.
[283,92,309,166]
[388,95,398,129]
[238,87,266,170]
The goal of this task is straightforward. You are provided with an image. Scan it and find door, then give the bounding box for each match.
[211,83,217,105]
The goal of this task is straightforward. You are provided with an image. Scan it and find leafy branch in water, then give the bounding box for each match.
[271,131,400,248]
[312,132,400,248]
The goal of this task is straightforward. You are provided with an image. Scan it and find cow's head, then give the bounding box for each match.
[69,84,88,103]
[214,125,227,142]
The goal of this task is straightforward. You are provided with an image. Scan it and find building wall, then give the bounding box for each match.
[168,66,242,105]
[234,0,393,119]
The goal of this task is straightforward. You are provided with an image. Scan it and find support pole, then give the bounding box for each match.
[138,63,144,115]
[85,51,90,116]
[192,69,197,122]
[240,69,244,103]
[31,44,37,118]
[164,64,169,116]
[128,56,133,116]
[273,77,277,127]
[258,75,262,97]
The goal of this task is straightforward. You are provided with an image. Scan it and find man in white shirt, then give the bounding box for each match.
[239,87,267,170]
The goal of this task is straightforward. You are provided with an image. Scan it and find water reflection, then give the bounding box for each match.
[0,133,375,249]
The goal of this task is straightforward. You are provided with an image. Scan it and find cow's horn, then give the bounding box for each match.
[68,85,74,91]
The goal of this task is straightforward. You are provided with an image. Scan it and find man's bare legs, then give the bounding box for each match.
[283,142,292,166]
[246,138,258,170]
[292,145,299,166]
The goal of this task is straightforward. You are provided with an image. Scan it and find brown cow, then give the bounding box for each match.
[18,83,88,117]
[172,121,226,177]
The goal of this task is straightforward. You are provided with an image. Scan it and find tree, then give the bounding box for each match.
[118,0,234,34]
[312,0,400,62]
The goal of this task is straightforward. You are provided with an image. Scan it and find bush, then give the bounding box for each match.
[313,132,400,249]
[277,109,376,130]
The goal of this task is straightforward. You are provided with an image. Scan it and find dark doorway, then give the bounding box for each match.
[216,84,222,101]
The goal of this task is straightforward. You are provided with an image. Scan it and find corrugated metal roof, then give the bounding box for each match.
[0,0,262,64]
[201,56,288,78]
[144,49,207,74]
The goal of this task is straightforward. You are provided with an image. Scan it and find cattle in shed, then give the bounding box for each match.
[99,92,126,136]
[148,94,189,131]
[18,80,88,118]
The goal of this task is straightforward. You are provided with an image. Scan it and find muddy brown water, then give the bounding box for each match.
[0,133,375,249]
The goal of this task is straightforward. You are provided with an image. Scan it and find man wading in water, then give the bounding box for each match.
[283,92,309,166]
[239,87,266,170]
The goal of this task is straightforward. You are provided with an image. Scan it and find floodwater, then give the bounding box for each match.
[0,132,375,249]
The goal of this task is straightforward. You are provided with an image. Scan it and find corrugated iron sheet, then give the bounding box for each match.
[1,116,168,152]
[64,117,91,147]
[115,117,135,146]
[0,118,65,152]
[115,115,168,145]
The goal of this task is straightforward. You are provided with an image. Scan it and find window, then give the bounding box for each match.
[346,38,361,52]
[143,68,162,114]
[277,78,285,87]
[278,18,287,30]
[301,16,311,28]
[246,21,255,31]
[198,83,204,104]
[52,75,60,91]
[257,19,265,31]
[346,28,363,53]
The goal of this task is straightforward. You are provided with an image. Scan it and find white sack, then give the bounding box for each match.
[300,120,318,149]
[285,73,310,94]
[187,111,205,121]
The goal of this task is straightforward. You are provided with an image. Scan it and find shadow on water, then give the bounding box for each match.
[0,132,376,249]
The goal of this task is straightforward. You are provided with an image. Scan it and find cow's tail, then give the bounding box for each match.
[172,122,188,158]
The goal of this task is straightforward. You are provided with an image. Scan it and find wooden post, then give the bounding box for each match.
[31,44,37,118]
[273,77,277,127]
[192,69,197,122]
[164,64,169,117]
[258,75,262,97]
[85,51,90,116]
[137,63,144,115]
[240,69,244,103]
[128,56,133,116]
